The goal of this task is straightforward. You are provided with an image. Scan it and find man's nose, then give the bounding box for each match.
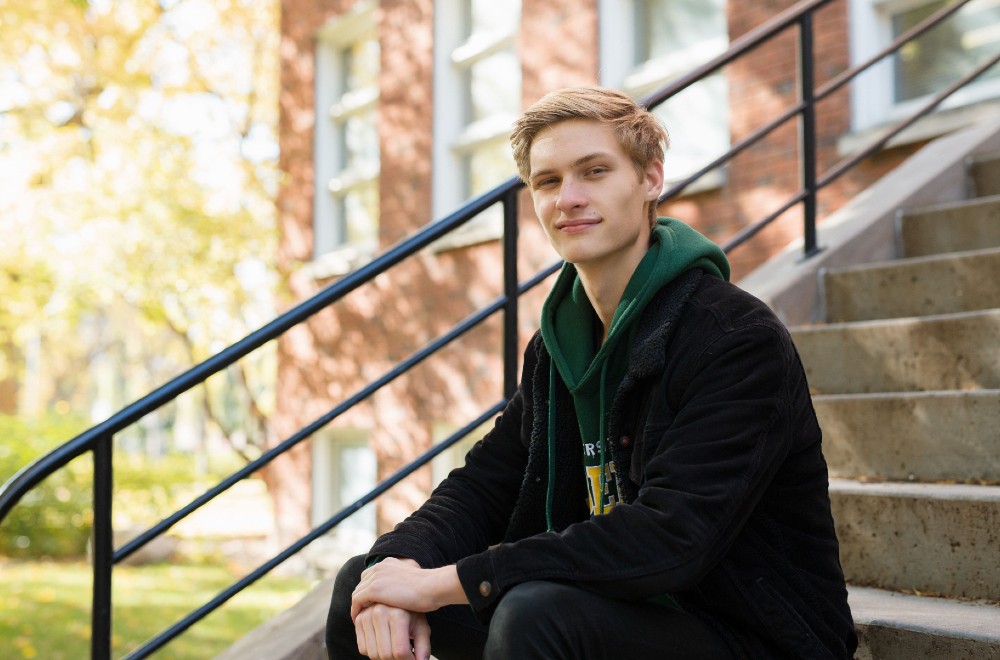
[556,179,586,211]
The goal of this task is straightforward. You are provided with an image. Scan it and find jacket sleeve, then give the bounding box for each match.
[456,317,806,618]
[365,341,536,570]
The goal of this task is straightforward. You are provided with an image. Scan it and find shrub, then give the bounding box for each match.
[0,414,93,558]
[0,414,244,559]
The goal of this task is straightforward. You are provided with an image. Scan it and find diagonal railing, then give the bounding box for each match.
[1,0,997,656]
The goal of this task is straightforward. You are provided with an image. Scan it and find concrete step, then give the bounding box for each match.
[898,194,1000,257]
[970,151,1000,198]
[815,390,1000,482]
[850,586,1000,659]
[216,576,331,660]
[792,309,1000,395]
[830,479,1000,602]
[822,247,1000,322]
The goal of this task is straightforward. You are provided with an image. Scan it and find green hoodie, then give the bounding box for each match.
[539,217,729,525]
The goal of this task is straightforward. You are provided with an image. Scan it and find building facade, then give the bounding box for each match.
[274,0,1000,557]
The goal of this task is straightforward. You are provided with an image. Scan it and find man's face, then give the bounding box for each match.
[527,119,663,273]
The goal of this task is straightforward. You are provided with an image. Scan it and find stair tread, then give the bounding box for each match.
[813,388,1000,402]
[902,192,1000,217]
[830,478,1000,500]
[849,586,1000,641]
[794,306,1000,333]
[823,245,1000,276]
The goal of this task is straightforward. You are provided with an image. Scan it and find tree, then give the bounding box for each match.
[0,0,291,540]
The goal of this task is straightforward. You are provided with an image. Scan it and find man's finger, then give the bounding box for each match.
[411,613,432,660]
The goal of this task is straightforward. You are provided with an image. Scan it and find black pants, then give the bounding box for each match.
[326,555,737,659]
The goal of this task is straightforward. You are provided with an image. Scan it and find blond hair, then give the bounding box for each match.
[511,86,669,227]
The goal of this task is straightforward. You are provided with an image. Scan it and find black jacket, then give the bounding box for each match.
[369,270,857,658]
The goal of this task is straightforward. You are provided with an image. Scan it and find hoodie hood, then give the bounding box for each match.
[541,217,729,391]
[538,217,728,523]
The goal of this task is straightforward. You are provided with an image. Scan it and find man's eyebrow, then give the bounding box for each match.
[529,151,613,180]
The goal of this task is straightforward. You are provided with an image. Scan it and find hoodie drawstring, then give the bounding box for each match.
[546,361,557,532]
[598,360,609,515]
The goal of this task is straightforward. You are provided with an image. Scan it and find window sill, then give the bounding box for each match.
[428,216,504,253]
[838,98,1000,157]
[303,242,378,280]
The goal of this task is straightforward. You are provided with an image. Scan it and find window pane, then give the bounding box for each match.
[331,34,380,249]
[468,138,516,194]
[341,182,379,245]
[893,0,1000,101]
[471,0,520,35]
[338,444,376,536]
[469,49,521,122]
[653,73,729,182]
[343,38,380,91]
[343,109,379,171]
[639,0,727,62]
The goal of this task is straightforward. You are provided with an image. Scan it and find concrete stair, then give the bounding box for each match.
[791,150,1000,658]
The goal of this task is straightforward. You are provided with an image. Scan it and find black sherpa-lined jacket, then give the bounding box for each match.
[368,269,857,659]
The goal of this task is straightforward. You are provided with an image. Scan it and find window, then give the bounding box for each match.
[849,0,1000,132]
[600,0,730,186]
[432,0,521,248]
[314,2,380,274]
[312,429,377,553]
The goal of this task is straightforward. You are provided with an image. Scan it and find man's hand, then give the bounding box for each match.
[354,604,430,660]
[350,557,467,619]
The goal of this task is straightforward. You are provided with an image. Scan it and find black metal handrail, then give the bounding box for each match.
[1,0,997,656]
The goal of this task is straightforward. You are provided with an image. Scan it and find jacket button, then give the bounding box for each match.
[479,581,492,597]
[620,435,632,447]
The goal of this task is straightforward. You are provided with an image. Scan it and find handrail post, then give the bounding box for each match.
[502,186,521,400]
[798,12,819,257]
[91,437,114,659]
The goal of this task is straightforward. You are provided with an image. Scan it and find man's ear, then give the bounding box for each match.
[643,159,665,201]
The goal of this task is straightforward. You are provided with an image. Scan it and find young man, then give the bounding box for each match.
[326,86,856,659]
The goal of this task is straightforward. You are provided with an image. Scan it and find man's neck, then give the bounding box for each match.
[576,256,642,344]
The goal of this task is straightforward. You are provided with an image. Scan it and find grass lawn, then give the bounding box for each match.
[0,559,314,659]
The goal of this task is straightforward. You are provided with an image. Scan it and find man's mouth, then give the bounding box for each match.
[555,218,600,232]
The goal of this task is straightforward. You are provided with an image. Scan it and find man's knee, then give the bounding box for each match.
[325,554,367,659]
[485,581,565,658]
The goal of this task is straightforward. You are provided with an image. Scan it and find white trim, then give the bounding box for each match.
[451,31,516,67]
[452,114,519,152]
[432,0,468,221]
[310,428,377,557]
[328,163,379,194]
[598,0,639,86]
[848,0,1000,131]
[623,37,730,93]
[313,2,380,260]
[329,85,379,120]
[598,0,730,188]
[430,0,520,251]
[314,38,340,259]
[837,96,1000,155]
[301,241,379,279]
[315,0,377,45]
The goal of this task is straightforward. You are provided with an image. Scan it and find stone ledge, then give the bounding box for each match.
[215,577,333,660]
[850,586,1000,659]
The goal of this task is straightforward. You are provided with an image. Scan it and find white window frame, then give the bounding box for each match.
[599,0,730,190]
[848,0,1000,133]
[431,0,521,251]
[312,1,380,278]
[311,427,377,551]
